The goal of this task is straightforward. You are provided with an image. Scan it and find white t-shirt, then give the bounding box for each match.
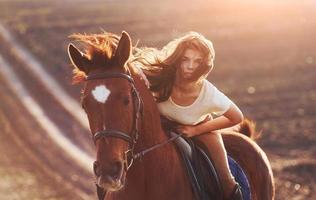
[157,79,232,125]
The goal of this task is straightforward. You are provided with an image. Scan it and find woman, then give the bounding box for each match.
[134,32,244,200]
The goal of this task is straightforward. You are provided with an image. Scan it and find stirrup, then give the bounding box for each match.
[228,183,243,200]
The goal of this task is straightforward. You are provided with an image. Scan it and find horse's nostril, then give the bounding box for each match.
[94,160,123,179]
[93,161,100,176]
[109,161,123,179]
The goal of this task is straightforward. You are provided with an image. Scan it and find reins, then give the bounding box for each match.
[133,133,183,160]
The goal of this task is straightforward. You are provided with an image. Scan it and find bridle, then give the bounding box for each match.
[86,70,182,171]
[86,71,143,170]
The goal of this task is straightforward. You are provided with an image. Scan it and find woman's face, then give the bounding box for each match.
[177,48,204,82]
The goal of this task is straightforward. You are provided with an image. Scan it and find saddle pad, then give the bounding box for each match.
[228,156,251,200]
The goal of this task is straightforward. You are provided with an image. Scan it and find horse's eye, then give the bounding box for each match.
[123,96,130,105]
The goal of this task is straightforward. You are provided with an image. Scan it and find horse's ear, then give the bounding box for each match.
[68,43,90,73]
[114,31,132,67]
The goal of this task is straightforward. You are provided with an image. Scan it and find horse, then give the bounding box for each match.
[67,31,275,200]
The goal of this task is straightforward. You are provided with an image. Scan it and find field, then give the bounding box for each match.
[0,0,315,199]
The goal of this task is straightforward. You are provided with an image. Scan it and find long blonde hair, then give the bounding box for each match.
[134,32,215,102]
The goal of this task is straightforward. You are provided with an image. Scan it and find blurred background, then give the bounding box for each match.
[0,0,315,199]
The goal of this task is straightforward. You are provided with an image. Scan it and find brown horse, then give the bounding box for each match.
[67,31,274,200]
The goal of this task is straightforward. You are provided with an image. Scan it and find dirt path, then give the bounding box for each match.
[0,74,96,199]
[0,23,89,130]
[0,24,98,199]
[0,53,93,171]
[0,24,94,155]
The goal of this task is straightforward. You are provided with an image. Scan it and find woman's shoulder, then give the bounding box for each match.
[202,79,217,92]
[202,79,228,99]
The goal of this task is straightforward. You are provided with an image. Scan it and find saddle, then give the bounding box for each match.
[179,134,223,199]
[161,116,223,200]
[160,116,251,200]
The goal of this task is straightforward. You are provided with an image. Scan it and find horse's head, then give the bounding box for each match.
[68,31,142,192]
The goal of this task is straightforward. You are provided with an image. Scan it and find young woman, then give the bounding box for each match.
[134,32,244,200]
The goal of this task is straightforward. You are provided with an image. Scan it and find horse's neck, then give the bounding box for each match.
[125,73,193,199]
[128,66,167,143]
[134,76,167,146]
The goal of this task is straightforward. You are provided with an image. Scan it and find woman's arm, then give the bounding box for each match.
[176,102,244,137]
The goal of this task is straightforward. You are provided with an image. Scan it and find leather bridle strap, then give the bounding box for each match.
[86,72,143,149]
[93,130,133,144]
[86,72,134,83]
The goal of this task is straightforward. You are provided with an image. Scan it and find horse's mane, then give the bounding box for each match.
[69,32,121,84]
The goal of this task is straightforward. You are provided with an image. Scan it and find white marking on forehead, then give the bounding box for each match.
[92,85,111,103]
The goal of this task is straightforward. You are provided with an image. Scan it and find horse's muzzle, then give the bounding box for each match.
[94,160,126,191]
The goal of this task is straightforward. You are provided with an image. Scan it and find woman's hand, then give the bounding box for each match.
[176,125,199,137]
[176,115,211,137]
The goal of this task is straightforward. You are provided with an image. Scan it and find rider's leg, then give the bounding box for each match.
[193,131,243,200]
